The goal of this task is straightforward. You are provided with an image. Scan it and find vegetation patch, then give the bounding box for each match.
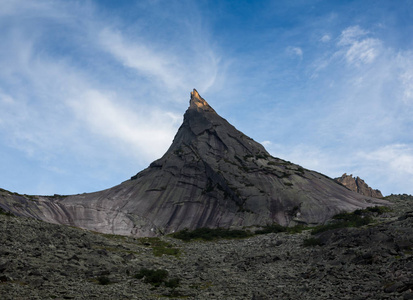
[255,223,286,234]
[134,268,180,289]
[383,194,413,201]
[0,207,14,217]
[297,166,305,174]
[255,224,306,235]
[311,209,373,235]
[365,206,392,214]
[171,227,253,241]
[139,237,180,257]
[97,276,111,285]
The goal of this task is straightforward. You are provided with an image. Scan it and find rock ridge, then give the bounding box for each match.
[335,173,383,198]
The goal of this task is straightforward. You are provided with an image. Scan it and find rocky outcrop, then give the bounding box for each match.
[0,90,388,237]
[335,173,383,198]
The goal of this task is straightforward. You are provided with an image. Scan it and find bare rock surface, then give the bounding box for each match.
[335,173,383,198]
[0,90,387,237]
[0,195,412,299]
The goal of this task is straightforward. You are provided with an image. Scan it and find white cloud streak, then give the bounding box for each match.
[337,26,381,66]
[99,28,186,90]
[67,89,180,160]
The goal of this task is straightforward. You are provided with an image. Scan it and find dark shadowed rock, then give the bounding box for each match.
[335,173,383,198]
[0,90,388,236]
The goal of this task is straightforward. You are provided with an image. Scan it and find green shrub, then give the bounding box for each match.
[0,207,14,217]
[255,223,287,235]
[97,276,111,285]
[286,225,306,234]
[134,268,180,289]
[165,278,180,289]
[311,210,372,235]
[134,268,169,287]
[365,206,392,214]
[172,227,252,241]
[332,212,371,224]
[255,224,306,235]
[139,237,180,257]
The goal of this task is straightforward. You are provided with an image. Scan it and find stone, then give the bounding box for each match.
[335,173,383,198]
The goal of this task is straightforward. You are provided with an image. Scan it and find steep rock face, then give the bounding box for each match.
[0,90,387,236]
[335,173,383,198]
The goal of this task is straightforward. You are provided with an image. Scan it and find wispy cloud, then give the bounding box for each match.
[0,0,225,193]
[99,28,186,90]
[67,89,180,161]
[286,46,303,59]
[400,64,413,105]
[336,26,381,66]
[320,34,331,43]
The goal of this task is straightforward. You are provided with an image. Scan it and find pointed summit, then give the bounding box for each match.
[0,90,388,237]
[189,89,215,112]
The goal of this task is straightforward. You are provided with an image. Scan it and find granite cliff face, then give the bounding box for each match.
[335,173,383,198]
[0,90,387,236]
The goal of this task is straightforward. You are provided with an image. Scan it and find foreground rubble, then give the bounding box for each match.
[0,195,412,299]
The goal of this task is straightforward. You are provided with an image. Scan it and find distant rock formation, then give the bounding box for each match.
[0,90,388,237]
[335,173,383,198]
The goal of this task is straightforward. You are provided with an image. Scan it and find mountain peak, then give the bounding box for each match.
[189,89,215,112]
[0,90,388,237]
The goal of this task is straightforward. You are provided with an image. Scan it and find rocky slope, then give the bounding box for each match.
[0,90,387,237]
[335,173,383,198]
[0,195,412,299]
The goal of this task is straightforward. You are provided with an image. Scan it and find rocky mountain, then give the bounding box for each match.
[0,195,412,299]
[335,173,383,198]
[0,90,387,237]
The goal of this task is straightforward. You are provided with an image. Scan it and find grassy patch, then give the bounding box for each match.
[171,227,253,241]
[255,224,306,235]
[139,237,180,257]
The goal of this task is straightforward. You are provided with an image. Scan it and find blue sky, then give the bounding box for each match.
[0,0,412,196]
